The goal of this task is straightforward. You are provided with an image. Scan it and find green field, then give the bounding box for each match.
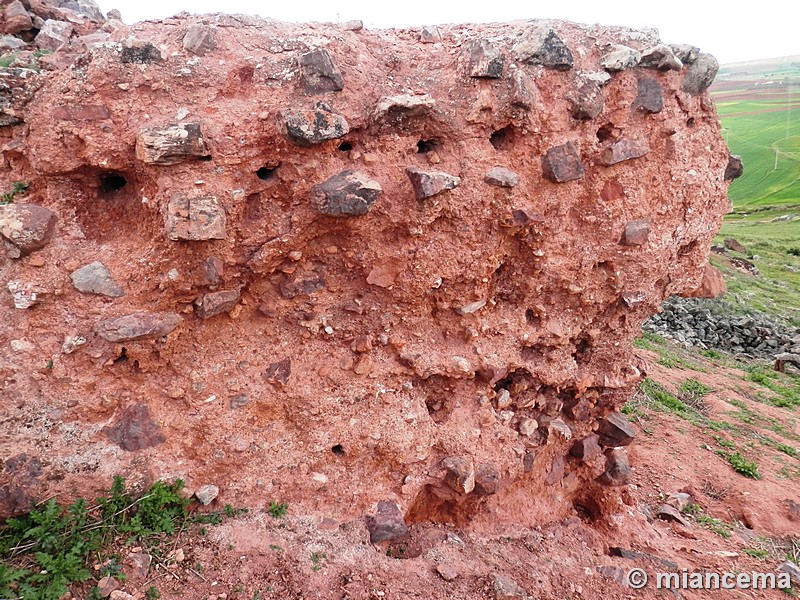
[708,59,800,326]
[715,92,800,207]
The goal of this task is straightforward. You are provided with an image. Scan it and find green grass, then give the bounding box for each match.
[267,501,288,519]
[716,449,761,479]
[745,366,800,407]
[0,477,244,600]
[1,181,29,205]
[683,503,734,538]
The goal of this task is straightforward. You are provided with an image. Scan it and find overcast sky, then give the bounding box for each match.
[97,0,795,65]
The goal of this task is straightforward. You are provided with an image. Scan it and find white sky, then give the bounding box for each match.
[97,0,796,65]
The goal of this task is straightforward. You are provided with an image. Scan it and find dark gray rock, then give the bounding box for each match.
[183,24,216,56]
[196,290,240,319]
[465,39,504,78]
[597,412,636,447]
[70,261,124,297]
[621,219,651,246]
[264,358,291,386]
[541,142,584,183]
[366,500,408,543]
[513,24,573,70]
[94,312,182,342]
[103,403,165,451]
[656,503,690,526]
[406,168,461,200]
[485,167,519,188]
[639,44,682,70]
[598,448,631,486]
[310,170,382,217]
[298,48,344,93]
[136,122,208,165]
[121,42,162,64]
[166,195,226,241]
[54,0,105,21]
[0,35,28,51]
[633,78,663,114]
[474,463,500,496]
[724,154,743,180]
[281,103,349,145]
[600,45,640,71]
[0,203,57,258]
[598,139,650,166]
[682,53,719,95]
[570,434,602,461]
[670,44,699,64]
[568,79,604,120]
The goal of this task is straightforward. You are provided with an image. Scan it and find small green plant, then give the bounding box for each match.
[145,586,160,600]
[680,378,713,401]
[714,435,736,449]
[267,501,288,519]
[696,514,733,538]
[700,348,724,359]
[0,476,240,600]
[310,551,327,572]
[1,181,29,205]
[743,548,770,559]
[0,52,18,68]
[716,450,761,479]
[777,443,798,457]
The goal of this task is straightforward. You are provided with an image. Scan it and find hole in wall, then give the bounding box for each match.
[198,155,213,162]
[686,117,696,128]
[99,172,127,195]
[596,124,616,142]
[338,141,353,152]
[256,165,278,180]
[489,126,514,151]
[331,444,345,456]
[416,139,438,153]
[113,348,128,364]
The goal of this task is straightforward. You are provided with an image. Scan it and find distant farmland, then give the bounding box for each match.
[711,55,800,208]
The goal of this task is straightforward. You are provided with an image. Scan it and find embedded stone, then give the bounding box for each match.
[3,2,33,34]
[419,26,441,43]
[441,456,475,494]
[621,219,651,246]
[656,503,690,526]
[596,411,636,447]
[600,45,640,71]
[568,79,604,120]
[0,203,57,258]
[622,291,647,307]
[366,500,408,543]
[510,67,537,109]
[102,403,166,451]
[279,272,326,298]
[264,358,291,387]
[33,19,73,52]
[518,418,539,437]
[547,418,572,441]
[298,48,344,93]
[633,78,663,114]
[70,261,124,297]
[682,53,719,95]
[598,139,650,166]
[665,492,691,511]
[373,94,435,121]
[281,103,349,145]
[182,23,216,55]
[485,167,519,188]
[166,195,226,241]
[7,280,39,309]
[639,44,682,70]
[121,42,162,64]
[57,0,105,21]
[94,312,182,342]
[52,104,111,121]
[465,39,504,78]
[474,463,500,496]
[670,44,699,65]
[570,434,602,461]
[490,573,528,599]
[406,168,461,200]
[541,142,584,183]
[598,448,631,486]
[724,154,743,180]
[196,289,240,319]
[0,35,27,51]
[513,24,573,70]
[310,170,382,217]
[195,484,219,505]
[136,122,208,165]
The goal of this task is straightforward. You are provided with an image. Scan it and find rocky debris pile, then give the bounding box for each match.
[0,0,116,72]
[643,296,800,357]
[0,15,732,531]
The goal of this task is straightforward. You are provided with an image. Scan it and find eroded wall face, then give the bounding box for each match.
[1,13,733,528]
